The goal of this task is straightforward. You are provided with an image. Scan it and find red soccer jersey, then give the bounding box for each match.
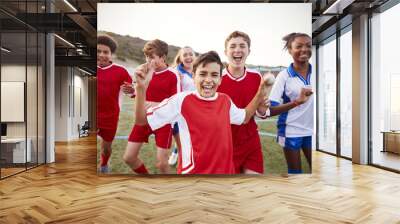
[146,68,180,102]
[217,68,262,145]
[97,63,132,129]
[147,92,245,174]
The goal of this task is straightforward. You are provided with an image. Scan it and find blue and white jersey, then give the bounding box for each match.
[177,63,195,91]
[269,63,314,138]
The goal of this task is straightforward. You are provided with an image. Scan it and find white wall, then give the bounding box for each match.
[54,67,89,141]
[55,66,69,141]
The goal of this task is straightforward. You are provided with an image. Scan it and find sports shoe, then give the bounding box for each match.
[168,148,178,166]
[99,165,109,173]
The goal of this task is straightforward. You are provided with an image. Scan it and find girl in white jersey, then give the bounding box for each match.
[168,47,196,166]
[268,33,314,174]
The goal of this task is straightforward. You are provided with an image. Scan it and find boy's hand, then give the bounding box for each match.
[121,81,135,95]
[263,73,275,99]
[135,63,154,89]
[296,87,313,104]
[256,97,270,117]
[257,73,275,102]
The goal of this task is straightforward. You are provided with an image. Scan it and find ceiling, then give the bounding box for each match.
[0,0,392,74]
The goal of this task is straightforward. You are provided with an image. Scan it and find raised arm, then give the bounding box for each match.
[255,73,275,118]
[134,63,153,125]
[243,77,267,124]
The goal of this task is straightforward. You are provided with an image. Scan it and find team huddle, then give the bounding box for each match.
[97,31,314,175]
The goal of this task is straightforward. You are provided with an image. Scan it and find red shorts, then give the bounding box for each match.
[128,124,172,149]
[97,128,117,142]
[233,134,264,174]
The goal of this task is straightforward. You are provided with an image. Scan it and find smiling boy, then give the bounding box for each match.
[97,35,133,173]
[133,51,266,174]
[217,31,270,174]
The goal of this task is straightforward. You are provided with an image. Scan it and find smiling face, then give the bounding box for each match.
[288,36,312,64]
[97,44,112,67]
[225,36,250,69]
[180,47,195,68]
[193,62,222,98]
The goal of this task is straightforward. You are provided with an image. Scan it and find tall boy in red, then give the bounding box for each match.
[217,31,270,174]
[123,39,180,174]
[97,35,133,173]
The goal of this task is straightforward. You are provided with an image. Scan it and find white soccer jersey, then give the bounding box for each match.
[181,73,196,91]
[176,64,195,92]
[269,63,314,137]
[147,91,245,174]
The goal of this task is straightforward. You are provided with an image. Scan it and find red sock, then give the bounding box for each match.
[134,164,149,174]
[100,153,111,166]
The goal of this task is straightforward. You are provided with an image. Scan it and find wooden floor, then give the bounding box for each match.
[0,136,400,223]
[372,150,400,171]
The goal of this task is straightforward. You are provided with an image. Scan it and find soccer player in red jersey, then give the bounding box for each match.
[97,35,133,173]
[123,39,181,174]
[217,31,270,174]
[133,51,266,174]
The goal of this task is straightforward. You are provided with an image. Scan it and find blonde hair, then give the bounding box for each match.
[172,46,194,68]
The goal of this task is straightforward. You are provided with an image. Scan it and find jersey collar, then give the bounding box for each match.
[223,67,247,82]
[177,63,193,78]
[154,67,169,75]
[287,63,312,85]
[97,62,114,70]
[194,91,218,101]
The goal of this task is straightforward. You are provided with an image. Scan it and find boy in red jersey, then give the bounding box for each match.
[133,51,266,174]
[217,31,270,174]
[123,39,180,174]
[97,35,133,173]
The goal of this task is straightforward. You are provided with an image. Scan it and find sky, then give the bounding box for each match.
[98,3,311,67]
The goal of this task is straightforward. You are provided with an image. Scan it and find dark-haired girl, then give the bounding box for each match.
[269,33,314,174]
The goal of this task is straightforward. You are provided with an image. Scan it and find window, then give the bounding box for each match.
[317,36,337,154]
[370,3,400,171]
[339,28,352,158]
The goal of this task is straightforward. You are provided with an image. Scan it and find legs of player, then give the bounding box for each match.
[168,124,180,166]
[168,133,181,166]
[282,148,302,174]
[236,135,264,174]
[156,147,170,174]
[302,147,312,170]
[123,142,148,174]
[99,139,112,173]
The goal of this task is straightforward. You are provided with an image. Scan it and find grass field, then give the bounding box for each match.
[97,95,311,174]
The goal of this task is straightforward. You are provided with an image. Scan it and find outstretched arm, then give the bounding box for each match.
[269,87,313,116]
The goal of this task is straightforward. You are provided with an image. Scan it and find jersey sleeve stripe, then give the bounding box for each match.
[146,97,173,116]
[270,100,280,106]
[181,148,195,174]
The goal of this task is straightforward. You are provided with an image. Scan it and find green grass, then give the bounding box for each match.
[256,117,278,134]
[97,96,311,174]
